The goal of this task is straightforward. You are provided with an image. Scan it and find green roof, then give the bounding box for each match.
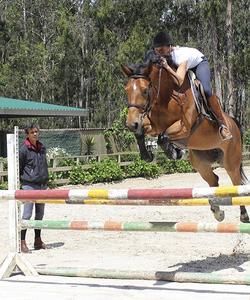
[0,96,88,117]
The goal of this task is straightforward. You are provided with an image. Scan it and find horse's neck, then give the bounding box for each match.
[153,72,198,131]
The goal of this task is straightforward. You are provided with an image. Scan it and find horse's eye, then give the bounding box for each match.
[142,89,148,98]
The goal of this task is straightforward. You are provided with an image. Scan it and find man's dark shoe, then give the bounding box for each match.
[21,240,30,253]
[34,237,46,250]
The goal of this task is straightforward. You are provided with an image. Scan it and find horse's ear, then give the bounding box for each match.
[121,64,133,77]
[142,62,153,77]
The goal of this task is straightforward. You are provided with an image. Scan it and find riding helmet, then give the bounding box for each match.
[153,32,172,48]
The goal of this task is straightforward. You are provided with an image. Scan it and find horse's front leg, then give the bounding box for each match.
[166,120,191,140]
[135,134,154,162]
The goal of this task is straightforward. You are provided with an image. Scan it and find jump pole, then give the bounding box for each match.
[21,219,250,233]
[36,267,250,285]
[3,184,250,201]
[0,127,38,279]
[8,196,250,206]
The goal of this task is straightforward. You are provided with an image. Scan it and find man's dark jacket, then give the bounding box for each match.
[19,139,49,185]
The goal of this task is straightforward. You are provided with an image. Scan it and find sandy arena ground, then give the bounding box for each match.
[1,167,250,299]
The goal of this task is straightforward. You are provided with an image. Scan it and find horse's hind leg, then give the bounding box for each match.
[189,150,225,222]
[224,161,250,223]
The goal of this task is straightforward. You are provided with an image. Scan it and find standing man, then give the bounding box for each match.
[19,124,49,253]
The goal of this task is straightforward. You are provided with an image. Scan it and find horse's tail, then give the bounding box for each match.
[232,117,249,185]
[240,163,249,185]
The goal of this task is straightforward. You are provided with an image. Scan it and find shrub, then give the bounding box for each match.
[47,146,74,182]
[104,108,135,152]
[156,152,194,173]
[69,165,93,185]
[69,159,124,184]
[120,153,140,162]
[156,152,177,173]
[48,172,57,189]
[47,147,69,160]
[82,136,95,155]
[90,158,124,183]
[47,147,74,167]
[0,157,7,170]
[0,181,8,190]
[124,158,162,178]
[174,160,194,173]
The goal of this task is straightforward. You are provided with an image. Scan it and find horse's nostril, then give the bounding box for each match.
[127,121,139,132]
[133,122,139,130]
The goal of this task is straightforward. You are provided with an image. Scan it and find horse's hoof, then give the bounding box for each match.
[141,151,154,162]
[147,150,154,162]
[240,213,250,223]
[176,149,185,160]
[213,209,225,222]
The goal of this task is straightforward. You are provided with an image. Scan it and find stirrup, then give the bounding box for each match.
[219,125,233,141]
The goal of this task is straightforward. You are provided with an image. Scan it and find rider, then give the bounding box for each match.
[145,31,232,142]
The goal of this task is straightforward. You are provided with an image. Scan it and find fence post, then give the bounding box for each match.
[53,158,58,168]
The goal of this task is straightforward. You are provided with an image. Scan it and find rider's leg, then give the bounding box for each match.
[208,95,232,140]
[195,59,232,140]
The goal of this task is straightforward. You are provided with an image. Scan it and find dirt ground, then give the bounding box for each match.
[1,166,250,279]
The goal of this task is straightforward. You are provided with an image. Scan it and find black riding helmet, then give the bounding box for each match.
[153,32,172,48]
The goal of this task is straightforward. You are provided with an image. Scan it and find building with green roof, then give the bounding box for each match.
[0,96,88,117]
[0,96,88,156]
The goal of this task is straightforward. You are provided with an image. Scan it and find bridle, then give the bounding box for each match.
[127,75,156,120]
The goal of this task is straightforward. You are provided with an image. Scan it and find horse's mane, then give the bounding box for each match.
[127,50,177,77]
[143,49,177,69]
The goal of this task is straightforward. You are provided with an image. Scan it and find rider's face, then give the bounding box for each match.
[154,46,171,56]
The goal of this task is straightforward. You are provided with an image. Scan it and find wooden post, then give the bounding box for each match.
[52,158,58,168]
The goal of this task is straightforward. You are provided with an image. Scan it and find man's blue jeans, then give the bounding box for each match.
[21,183,47,241]
[22,183,47,220]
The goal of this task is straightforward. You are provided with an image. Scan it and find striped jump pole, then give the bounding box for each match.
[1,184,250,201]
[8,196,250,206]
[36,267,250,285]
[21,220,250,233]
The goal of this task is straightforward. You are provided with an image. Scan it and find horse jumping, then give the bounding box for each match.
[122,61,249,223]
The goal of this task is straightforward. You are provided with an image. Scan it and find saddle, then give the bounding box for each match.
[187,70,216,123]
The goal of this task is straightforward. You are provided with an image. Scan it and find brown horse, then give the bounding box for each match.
[122,61,249,223]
